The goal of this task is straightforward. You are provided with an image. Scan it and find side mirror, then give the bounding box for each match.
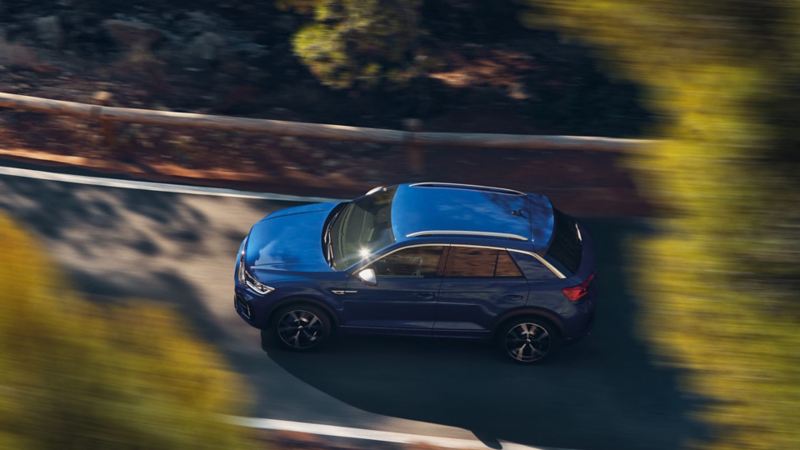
[356,268,377,286]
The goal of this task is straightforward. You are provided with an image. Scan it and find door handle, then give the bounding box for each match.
[414,292,435,300]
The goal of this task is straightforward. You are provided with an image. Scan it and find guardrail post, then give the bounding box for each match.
[91,92,119,152]
[403,118,425,176]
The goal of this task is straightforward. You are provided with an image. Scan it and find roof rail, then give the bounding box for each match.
[406,230,529,241]
[409,182,525,196]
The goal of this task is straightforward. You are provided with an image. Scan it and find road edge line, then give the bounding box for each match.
[224,416,562,450]
[0,165,343,203]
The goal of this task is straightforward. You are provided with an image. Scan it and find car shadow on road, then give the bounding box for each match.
[265,219,710,450]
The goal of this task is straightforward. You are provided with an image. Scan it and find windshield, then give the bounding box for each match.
[326,186,397,270]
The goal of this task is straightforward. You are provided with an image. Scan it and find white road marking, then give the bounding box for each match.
[0,165,342,203]
[226,416,568,450]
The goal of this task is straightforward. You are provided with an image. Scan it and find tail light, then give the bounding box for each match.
[562,273,595,302]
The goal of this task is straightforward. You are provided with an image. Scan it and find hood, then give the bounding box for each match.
[245,202,339,273]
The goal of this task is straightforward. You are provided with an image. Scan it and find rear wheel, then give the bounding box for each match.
[497,317,560,364]
[269,304,332,351]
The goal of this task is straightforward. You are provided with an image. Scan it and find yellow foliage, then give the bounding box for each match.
[0,214,252,449]
[535,1,800,449]
[289,0,422,89]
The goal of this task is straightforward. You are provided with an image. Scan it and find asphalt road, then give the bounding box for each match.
[0,171,707,450]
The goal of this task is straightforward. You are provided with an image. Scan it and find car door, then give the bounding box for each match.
[434,246,528,337]
[340,245,445,335]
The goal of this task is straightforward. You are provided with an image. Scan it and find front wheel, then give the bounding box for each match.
[269,304,332,351]
[497,317,560,364]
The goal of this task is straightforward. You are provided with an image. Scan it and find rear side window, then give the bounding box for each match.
[545,209,582,275]
[372,246,444,278]
[510,252,558,281]
[444,247,523,278]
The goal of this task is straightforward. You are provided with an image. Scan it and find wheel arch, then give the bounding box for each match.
[492,307,565,337]
[266,295,340,328]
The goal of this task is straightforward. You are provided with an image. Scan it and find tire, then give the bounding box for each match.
[496,316,560,364]
[269,304,332,352]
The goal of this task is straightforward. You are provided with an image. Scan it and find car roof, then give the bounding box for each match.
[389,182,554,252]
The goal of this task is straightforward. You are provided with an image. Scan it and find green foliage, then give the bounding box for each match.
[533,1,800,449]
[0,215,252,450]
[285,0,422,89]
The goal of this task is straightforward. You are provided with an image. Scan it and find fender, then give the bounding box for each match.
[264,295,341,327]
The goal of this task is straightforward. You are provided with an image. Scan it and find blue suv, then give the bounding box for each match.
[235,182,596,363]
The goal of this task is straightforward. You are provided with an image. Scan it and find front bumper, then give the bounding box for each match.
[234,293,253,320]
[233,287,271,329]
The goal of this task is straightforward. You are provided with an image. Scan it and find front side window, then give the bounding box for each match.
[372,246,444,278]
[328,186,397,270]
[444,247,523,278]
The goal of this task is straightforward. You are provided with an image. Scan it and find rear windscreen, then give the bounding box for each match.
[545,209,582,275]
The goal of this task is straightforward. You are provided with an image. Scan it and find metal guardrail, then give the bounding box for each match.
[0,92,653,173]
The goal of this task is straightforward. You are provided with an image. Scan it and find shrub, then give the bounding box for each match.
[0,214,252,450]
[285,0,422,89]
[536,1,800,449]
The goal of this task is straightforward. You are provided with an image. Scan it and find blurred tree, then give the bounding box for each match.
[281,0,422,89]
[0,215,252,449]
[531,1,800,449]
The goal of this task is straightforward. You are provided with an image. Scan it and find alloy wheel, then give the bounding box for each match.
[505,322,551,363]
[277,309,324,350]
